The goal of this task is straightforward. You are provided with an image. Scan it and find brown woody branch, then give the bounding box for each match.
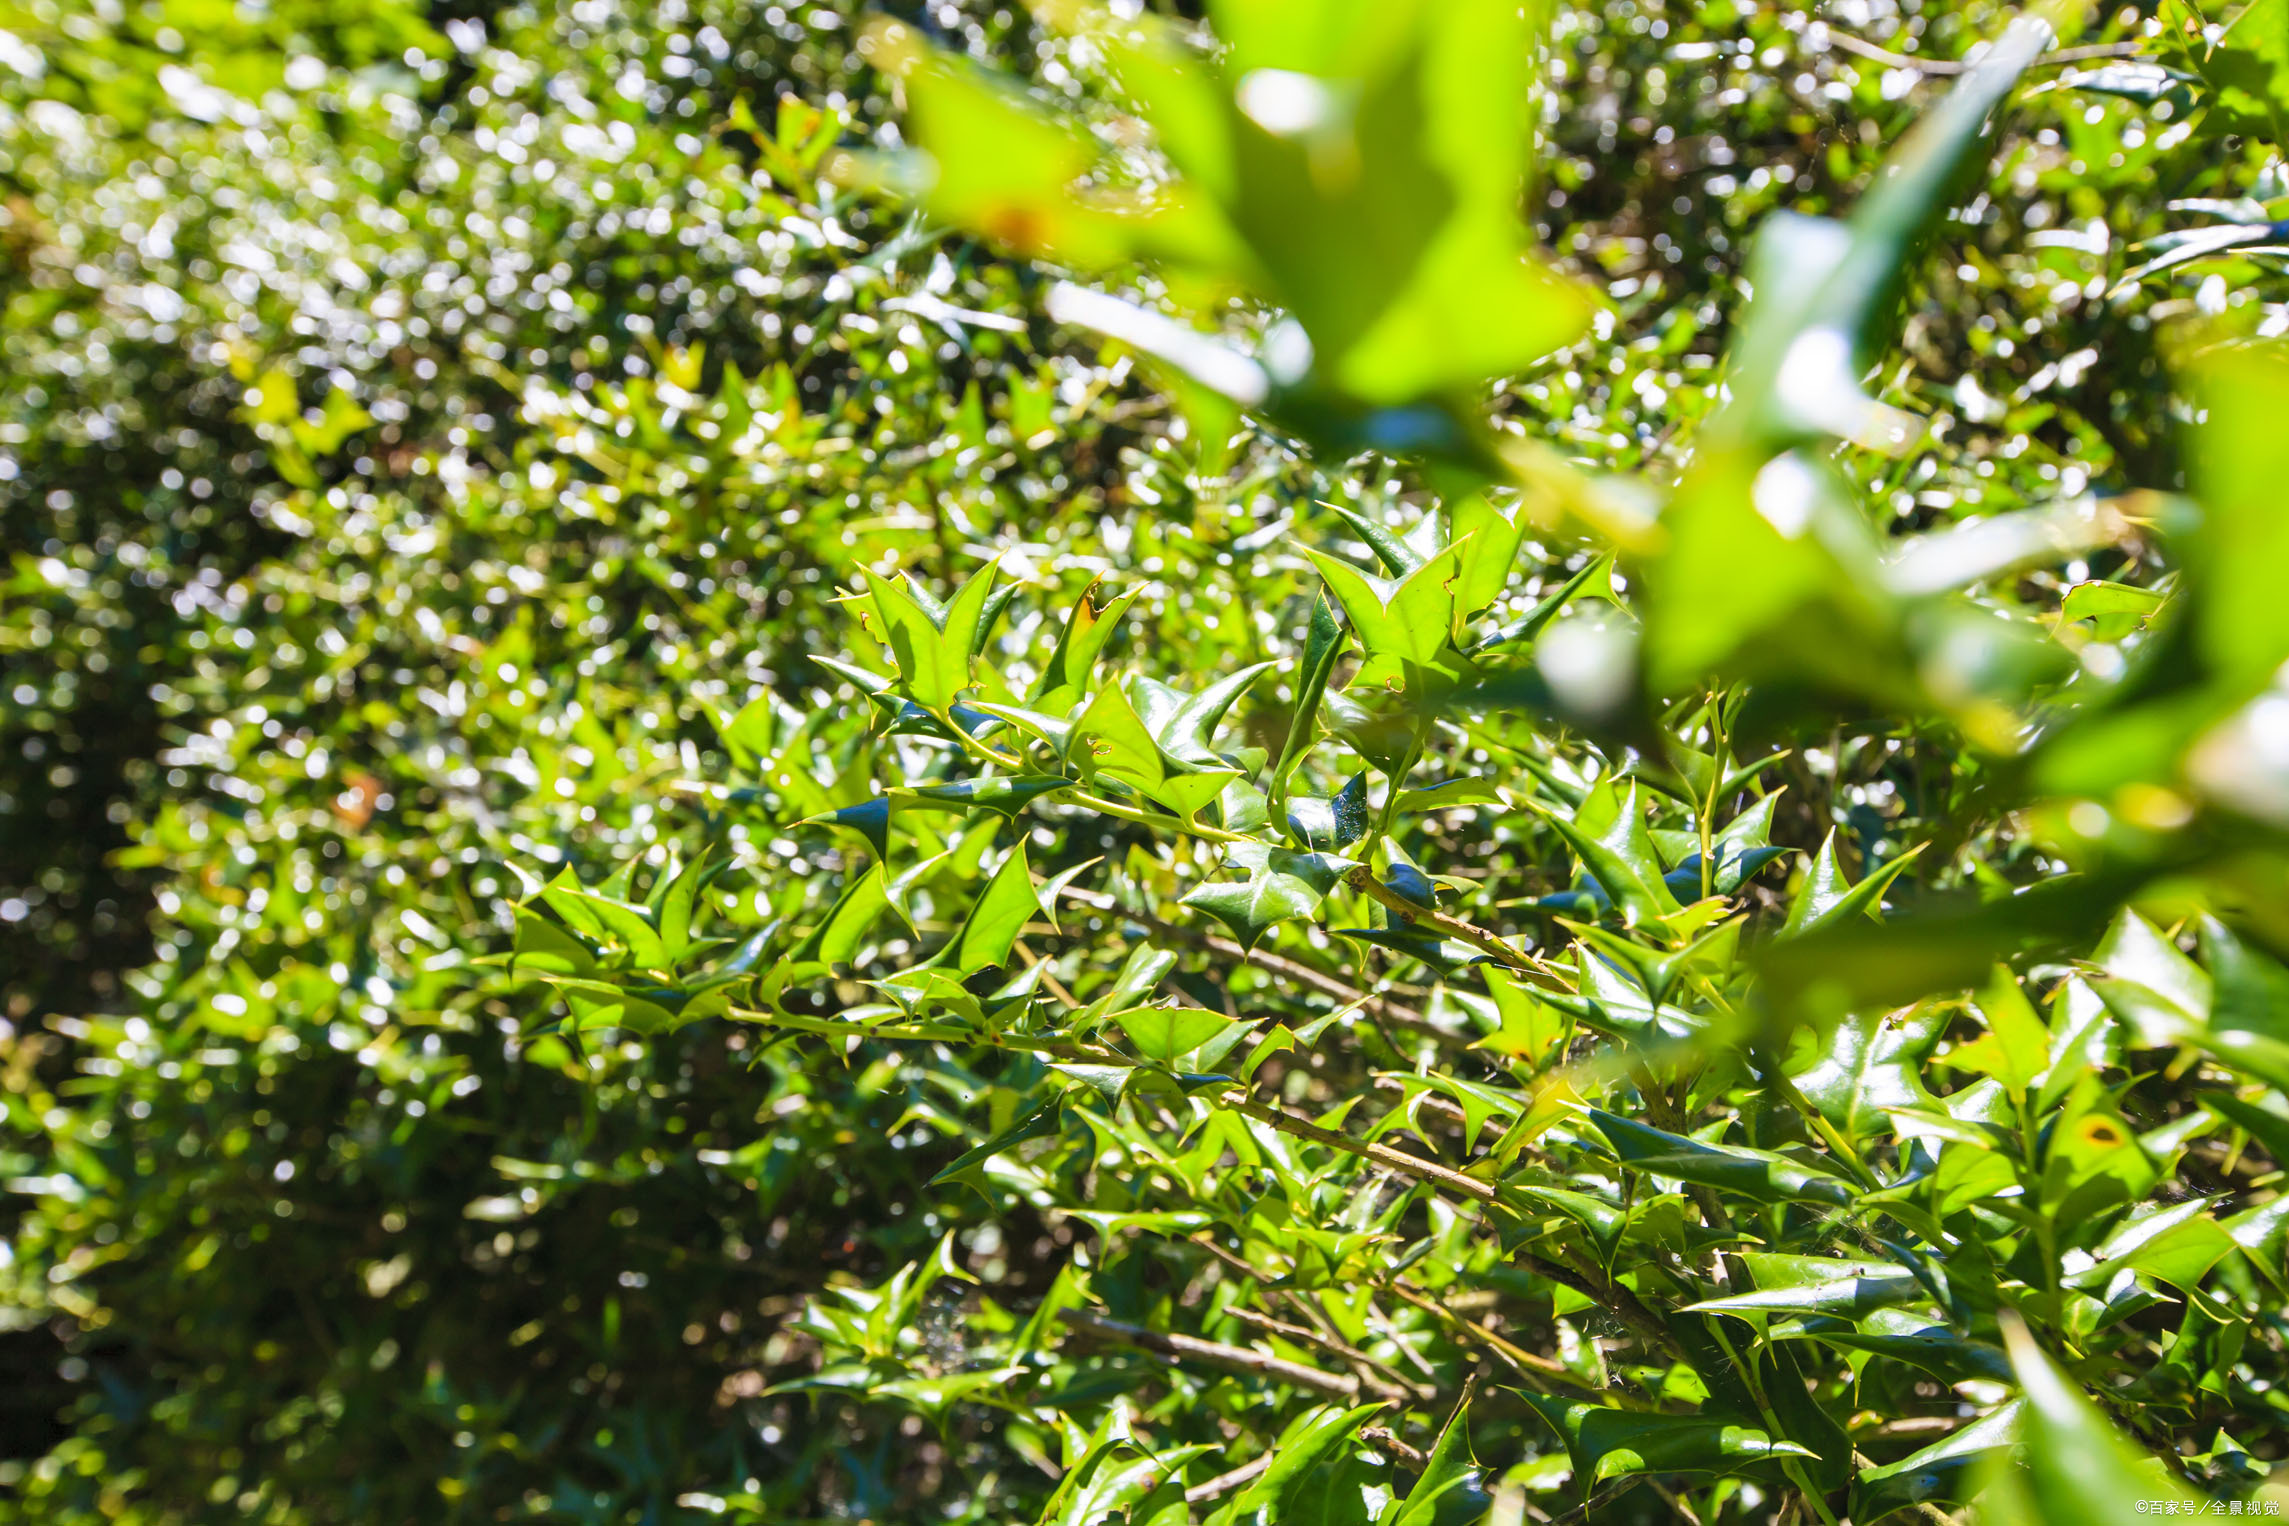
[1222,1094,1496,1204]
[1384,1282,1594,1393]
[1184,1451,1274,1505]
[1345,867,1563,982]
[1223,1306,1431,1403]
[1360,1425,1429,1467]
[1055,1308,1369,1401]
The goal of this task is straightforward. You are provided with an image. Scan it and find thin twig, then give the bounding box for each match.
[1650,1479,1706,1526]
[1223,1094,1495,1203]
[730,1005,1117,1063]
[1053,884,1470,1047]
[1361,1425,1429,1467]
[1184,1451,1274,1505]
[1514,1248,1684,1361]
[1817,25,2143,76]
[1190,1235,1428,1397]
[1547,1478,1644,1526]
[1224,1307,1431,1402]
[1385,1283,1592,1391]
[1346,867,1563,982]
[1056,1308,1367,1399]
[1010,941,1082,1009]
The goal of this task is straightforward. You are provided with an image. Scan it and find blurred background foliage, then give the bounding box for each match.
[3,0,2288,1520]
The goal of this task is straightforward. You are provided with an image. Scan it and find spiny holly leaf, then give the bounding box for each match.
[1450,494,1529,618]
[542,874,668,970]
[889,775,1074,819]
[1384,1385,1478,1526]
[2088,907,2212,1048]
[1180,841,1350,951]
[1032,579,1144,714]
[1050,1441,1215,1526]
[1778,833,1924,939]
[1976,1320,2197,1521]
[1300,541,1467,666]
[1070,677,1239,818]
[1286,772,1369,851]
[1108,1003,1243,1068]
[1790,1004,1943,1145]
[1657,792,1794,900]
[943,840,1043,976]
[510,907,596,979]
[1520,1395,1818,1485]
[1473,553,1615,653]
[2071,1198,2237,1294]
[785,863,889,972]
[1205,1403,1385,1526]
[1271,589,1348,803]
[1333,923,1491,976]
[799,796,893,863]
[1131,661,1274,765]
[930,1097,1067,1202]
[2202,916,2289,1045]
[859,560,999,716]
[1851,1400,2024,1522]
[1590,1110,1854,1205]
[1535,782,1680,925]
[1946,966,2053,1102]
[550,977,681,1036]
[1329,502,1434,576]
[1776,1311,2013,1385]
[1680,1253,1924,1318]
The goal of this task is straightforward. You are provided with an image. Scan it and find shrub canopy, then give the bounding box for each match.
[11,1,2289,1523]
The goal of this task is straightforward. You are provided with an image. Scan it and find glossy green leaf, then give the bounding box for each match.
[891,775,1074,819]
[1535,782,1681,925]
[861,561,999,717]
[1590,1110,1854,1206]
[945,841,1043,976]
[1181,840,1349,951]
[1977,1320,2197,1521]
[1521,1395,1817,1485]
[1851,1400,2024,1522]
[1681,1253,1924,1318]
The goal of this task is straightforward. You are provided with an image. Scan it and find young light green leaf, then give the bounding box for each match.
[787,862,890,971]
[1946,966,2052,1102]
[1034,585,1139,718]
[860,560,999,716]
[945,841,1043,976]
[1109,1003,1241,1068]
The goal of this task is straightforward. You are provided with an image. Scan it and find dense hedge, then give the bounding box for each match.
[8,0,2289,1522]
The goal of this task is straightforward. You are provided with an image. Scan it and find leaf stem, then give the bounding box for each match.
[1068,788,1245,844]
[1221,1092,1496,1203]
[1344,866,1564,983]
